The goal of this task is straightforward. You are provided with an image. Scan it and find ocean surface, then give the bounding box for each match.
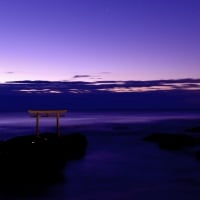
[0,111,200,200]
[0,111,200,138]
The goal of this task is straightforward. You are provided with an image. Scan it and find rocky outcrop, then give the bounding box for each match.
[0,133,87,184]
[186,126,200,133]
[143,133,196,150]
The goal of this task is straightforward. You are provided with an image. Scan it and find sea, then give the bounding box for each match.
[0,111,200,200]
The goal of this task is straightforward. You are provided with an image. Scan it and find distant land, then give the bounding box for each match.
[0,79,200,112]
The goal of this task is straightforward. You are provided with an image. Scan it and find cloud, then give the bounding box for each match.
[0,79,200,112]
[1,78,200,95]
[5,72,15,74]
[72,74,106,80]
[100,72,111,74]
[72,75,91,79]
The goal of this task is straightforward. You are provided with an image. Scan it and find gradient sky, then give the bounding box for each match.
[0,0,200,83]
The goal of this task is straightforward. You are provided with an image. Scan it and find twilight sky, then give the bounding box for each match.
[0,0,200,83]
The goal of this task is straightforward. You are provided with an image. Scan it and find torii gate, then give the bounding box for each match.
[28,110,67,137]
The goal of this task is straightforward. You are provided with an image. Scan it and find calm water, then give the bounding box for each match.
[0,111,200,200]
[0,111,200,133]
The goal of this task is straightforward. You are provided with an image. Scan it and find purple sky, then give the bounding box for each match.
[0,0,200,83]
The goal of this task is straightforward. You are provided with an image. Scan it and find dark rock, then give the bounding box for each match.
[195,151,200,160]
[144,133,196,150]
[112,125,130,130]
[186,127,200,133]
[0,133,87,184]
